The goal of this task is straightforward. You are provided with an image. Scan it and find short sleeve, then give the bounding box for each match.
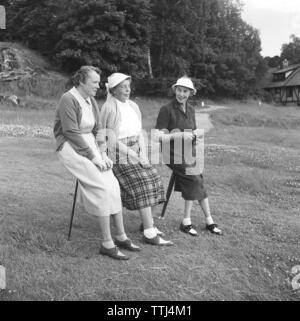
[155,106,170,132]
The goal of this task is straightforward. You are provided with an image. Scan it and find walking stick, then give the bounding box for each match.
[68,180,79,240]
[160,172,176,219]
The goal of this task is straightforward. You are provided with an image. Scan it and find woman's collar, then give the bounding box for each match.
[69,87,91,106]
[173,98,188,111]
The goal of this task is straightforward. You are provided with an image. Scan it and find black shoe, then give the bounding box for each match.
[206,223,222,235]
[179,223,198,236]
[114,238,141,252]
[99,245,129,260]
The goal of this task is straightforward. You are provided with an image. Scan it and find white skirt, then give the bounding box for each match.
[58,140,122,217]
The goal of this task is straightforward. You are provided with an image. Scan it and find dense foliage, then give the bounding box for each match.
[280,35,300,66]
[2,0,269,97]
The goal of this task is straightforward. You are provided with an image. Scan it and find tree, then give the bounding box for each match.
[5,0,152,78]
[52,0,152,77]
[150,0,212,78]
[4,0,266,98]
[204,0,265,96]
[5,0,61,52]
[264,55,281,68]
[281,34,300,65]
[149,0,265,97]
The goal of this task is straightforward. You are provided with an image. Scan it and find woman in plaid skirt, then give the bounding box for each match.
[99,73,173,246]
[54,66,140,260]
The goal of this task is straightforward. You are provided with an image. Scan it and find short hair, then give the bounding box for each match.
[72,66,101,87]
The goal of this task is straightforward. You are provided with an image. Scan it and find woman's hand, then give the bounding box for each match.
[101,153,113,169]
[181,131,194,141]
[193,129,204,139]
[92,156,108,171]
[139,155,151,168]
[152,129,164,142]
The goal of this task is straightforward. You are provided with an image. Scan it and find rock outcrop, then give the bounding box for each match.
[0,42,67,98]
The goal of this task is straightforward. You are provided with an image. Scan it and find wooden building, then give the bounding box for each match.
[264,62,300,105]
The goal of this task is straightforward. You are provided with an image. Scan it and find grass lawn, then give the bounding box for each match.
[0,98,299,301]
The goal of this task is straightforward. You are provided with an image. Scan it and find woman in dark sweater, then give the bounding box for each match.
[155,76,222,237]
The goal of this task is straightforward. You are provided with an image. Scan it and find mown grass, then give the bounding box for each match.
[0,98,299,301]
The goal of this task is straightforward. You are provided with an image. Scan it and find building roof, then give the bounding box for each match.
[285,67,300,86]
[272,63,300,74]
[264,65,300,89]
[264,81,286,89]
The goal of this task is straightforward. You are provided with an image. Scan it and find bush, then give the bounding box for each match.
[132,77,176,97]
[132,77,205,97]
[261,90,274,103]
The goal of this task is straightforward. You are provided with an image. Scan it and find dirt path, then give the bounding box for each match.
[195,105,228,133]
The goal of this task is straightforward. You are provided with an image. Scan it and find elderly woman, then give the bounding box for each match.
[99,73,173,246]
[53,66,140,260]
[155,76,222,237]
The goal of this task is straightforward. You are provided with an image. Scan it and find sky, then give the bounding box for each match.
[241,0,300,57]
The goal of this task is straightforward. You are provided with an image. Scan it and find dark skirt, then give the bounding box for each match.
[112,136,165,210]
[168,163,207,201]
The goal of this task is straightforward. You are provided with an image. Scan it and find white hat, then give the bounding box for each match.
[172,77,197,95]
[106,72,131,89]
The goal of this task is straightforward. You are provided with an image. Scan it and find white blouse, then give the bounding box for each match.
[117,100,142,139]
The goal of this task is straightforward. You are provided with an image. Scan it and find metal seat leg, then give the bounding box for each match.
[68,180,79,240]
[160,173,176,218]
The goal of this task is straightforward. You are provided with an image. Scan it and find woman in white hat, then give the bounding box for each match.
[54,66,140,260]
[155,76,222,236]
[99,72,173,246]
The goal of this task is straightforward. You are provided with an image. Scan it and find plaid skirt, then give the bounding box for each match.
[112,136,165,210]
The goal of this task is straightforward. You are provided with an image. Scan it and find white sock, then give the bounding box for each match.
[206,216,214,225]
[102,240,115,249]
[154,226,164,236]
[115,233,127,242]
[144,227,157,239]
[182,218,192,226]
